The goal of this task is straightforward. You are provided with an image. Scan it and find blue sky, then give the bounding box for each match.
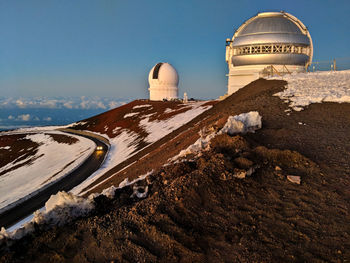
[0,0,349,99]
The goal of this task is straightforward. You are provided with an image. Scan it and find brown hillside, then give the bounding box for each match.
[69,99,215,141]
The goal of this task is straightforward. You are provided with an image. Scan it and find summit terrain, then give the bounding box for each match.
[1,78,350,262]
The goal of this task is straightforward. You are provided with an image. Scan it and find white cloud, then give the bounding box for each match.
[79,99,106,109]
[96,101,106,109]
[15,100,26,108]
[8,115,15,120]
[1,100,9,106]
[108,101,120,109]
[80,101,88,109]
[17,114,31,121]
[63,101,74,109]
[39,100,57,108]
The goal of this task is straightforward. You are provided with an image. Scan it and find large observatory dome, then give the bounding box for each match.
[148,62,179,101]
[225,11,313,94]
[230,12,313,67]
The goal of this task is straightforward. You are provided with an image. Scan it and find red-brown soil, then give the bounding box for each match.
[1,79,350,262]
[69,100,215,148]
[0,134,39,169]
[48,134,79,145]
[68,100,216,138]
[67,99,216,192]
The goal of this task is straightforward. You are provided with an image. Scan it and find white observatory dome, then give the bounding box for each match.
[225,11,313,95]
[148,62,179,101]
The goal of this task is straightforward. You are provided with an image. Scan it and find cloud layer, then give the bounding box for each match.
[0,97,129,110]
[7,114,51,122]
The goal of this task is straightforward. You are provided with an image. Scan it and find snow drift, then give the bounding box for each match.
[273,70,350,111]
[176,111,262,158]
[0,191,95,243]
[0,170,154,244]
[219,111,262,135]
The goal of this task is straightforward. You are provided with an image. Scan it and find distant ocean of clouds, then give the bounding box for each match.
[0,96,130,131]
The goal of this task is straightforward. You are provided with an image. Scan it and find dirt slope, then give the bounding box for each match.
[66,99,215,192]
[1,79,350,262]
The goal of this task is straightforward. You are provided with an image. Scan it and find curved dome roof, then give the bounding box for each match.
[148,62,179,87]
[232,12,311,47]
[228,11,313,67]
[237,16,302,36]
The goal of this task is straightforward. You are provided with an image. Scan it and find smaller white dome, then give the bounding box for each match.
[148,62,179,101]
[148,63,179,87]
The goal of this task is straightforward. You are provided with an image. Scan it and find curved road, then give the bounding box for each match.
[0,131,108,229]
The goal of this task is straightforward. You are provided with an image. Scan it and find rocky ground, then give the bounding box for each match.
[1,79,349,262]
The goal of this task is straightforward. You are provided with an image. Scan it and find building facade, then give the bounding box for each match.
[226,12,313,94]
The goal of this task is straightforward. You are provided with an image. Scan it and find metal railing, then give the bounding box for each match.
[261,65,291,78]
[261,57,350,78]
[309,57,350,72]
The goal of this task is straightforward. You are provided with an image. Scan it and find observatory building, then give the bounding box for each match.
[148,62,179,101]
[225,11,313,94]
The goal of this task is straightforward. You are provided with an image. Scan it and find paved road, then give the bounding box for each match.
[0,131,108,229]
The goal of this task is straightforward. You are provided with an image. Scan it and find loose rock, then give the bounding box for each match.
[287,175,301,185]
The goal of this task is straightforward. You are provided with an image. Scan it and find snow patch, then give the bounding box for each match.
[164,108,173,114]
[175,111,262,158]
[118,170,152,189]
[273,70,350,111]
[124,112,139,118]
[177,133,216,158]
[133,104,152,109]
[219,111,262,135]
[87,170,154,199]
[140,101,212,143]
[112,127,121,134]
[0,191,95,244]
[38,191,95,227]
[100,185,118,199]
[0,146,10,150]
[0,171,154,244]
[71,121,87,127]
[70,130,140,195]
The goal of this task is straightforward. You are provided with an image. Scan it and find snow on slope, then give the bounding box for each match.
[140,101,211,143]
[175,111,262,158]
[0,131,95,212]
[70,130,141,195]
[273,70,350,111]
[71,101,213,194]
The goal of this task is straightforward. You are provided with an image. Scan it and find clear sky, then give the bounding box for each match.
[0,0,349,99]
